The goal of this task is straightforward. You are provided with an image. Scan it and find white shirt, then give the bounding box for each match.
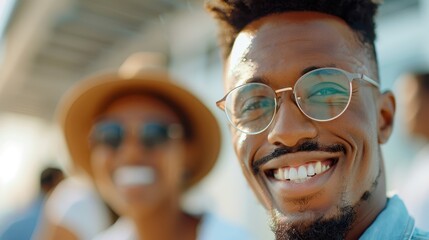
[44,176,112,239]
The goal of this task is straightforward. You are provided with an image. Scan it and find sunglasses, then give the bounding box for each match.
[216,67,379,135]
[89,121,183,149]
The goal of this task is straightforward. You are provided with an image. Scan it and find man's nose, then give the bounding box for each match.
[267,98,317,147]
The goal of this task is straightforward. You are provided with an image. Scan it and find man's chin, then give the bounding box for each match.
[269,205,356,240]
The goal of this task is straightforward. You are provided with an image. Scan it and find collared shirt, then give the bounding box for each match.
[360,195,429,240]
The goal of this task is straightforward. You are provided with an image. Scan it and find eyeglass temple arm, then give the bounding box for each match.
[360,74,380,88]
[216,96,226,110]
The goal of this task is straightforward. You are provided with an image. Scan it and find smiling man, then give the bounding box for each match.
[206,1,429,239]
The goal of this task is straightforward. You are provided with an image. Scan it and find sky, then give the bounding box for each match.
[0,0,15,38]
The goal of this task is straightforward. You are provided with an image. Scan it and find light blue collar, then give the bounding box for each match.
[360,195,415,240]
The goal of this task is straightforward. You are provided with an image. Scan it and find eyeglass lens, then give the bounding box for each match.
[224,68,352,134]
[90,121,174,149]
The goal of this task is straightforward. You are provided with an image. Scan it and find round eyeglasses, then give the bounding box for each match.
[216,67,379,135]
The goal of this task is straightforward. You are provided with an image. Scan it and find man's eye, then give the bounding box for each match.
[311,87,345,96]
[241,97,274,113]
[307,82,348,97]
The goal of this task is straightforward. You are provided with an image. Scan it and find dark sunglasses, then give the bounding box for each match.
[89,121,184,149]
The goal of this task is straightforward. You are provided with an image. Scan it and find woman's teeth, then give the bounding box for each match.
[114,166,155,187]
[273,161,331,183]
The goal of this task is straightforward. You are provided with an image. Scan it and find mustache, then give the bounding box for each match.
[252,141,346,174]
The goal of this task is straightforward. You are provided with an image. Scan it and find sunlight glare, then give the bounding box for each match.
[0,141,24,185]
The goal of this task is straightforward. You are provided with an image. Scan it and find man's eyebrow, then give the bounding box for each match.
[239,64,338,86]
[246,76,267,84]
[301,64,337,75]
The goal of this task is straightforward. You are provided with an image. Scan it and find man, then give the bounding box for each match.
[398,72,429,230]
[206,0,429,239]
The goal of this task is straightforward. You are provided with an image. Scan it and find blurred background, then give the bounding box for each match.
[0,0,428,238]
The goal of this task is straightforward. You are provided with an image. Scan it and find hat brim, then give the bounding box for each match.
[57,70,221,189]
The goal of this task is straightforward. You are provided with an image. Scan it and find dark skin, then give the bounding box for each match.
[223,12,395,239]
[90,95,198,240]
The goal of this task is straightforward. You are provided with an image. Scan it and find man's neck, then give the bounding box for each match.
[345,170,387,239]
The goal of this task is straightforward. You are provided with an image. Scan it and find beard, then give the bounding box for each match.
[269,205,356,240]
[254,140,382,240]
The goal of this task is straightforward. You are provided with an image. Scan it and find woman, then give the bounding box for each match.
[55,53,251,240]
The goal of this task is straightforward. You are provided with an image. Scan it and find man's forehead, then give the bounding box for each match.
[225,11,359,88]
[229,11,355,60]
[224,31,258,88]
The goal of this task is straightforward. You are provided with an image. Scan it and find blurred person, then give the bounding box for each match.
[206,0,429,239]
[34,173,116,240]
[397,72,429,230]
[0,167,64,240]
[52,52,252,240]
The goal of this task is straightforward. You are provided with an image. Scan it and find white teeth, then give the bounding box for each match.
[315,161,322,174]
[274,169,284,180]
[289,168,298,181]
[272,161,333,182]
[298,166,307,179]
[114,166,155,187]
[307,164,315,176]
[294,178,308,183]
[283,167,289,180]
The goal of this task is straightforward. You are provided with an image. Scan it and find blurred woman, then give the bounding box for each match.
[51,53,251,240]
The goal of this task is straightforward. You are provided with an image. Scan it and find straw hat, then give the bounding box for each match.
[57,53,221,189]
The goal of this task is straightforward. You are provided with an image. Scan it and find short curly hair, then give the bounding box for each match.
[206,0,380,63]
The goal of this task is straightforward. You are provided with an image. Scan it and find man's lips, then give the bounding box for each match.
[253,141,345,185]
[256,151,341,200]
[252,141,346,174]
[267,157,339,182]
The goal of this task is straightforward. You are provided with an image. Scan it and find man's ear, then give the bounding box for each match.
[378,91,396,144]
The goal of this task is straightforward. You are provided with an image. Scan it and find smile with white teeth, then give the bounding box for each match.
[272,161,334,183]
[114,166,156,187]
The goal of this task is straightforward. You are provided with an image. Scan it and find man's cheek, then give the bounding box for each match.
[233,130,248,157]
